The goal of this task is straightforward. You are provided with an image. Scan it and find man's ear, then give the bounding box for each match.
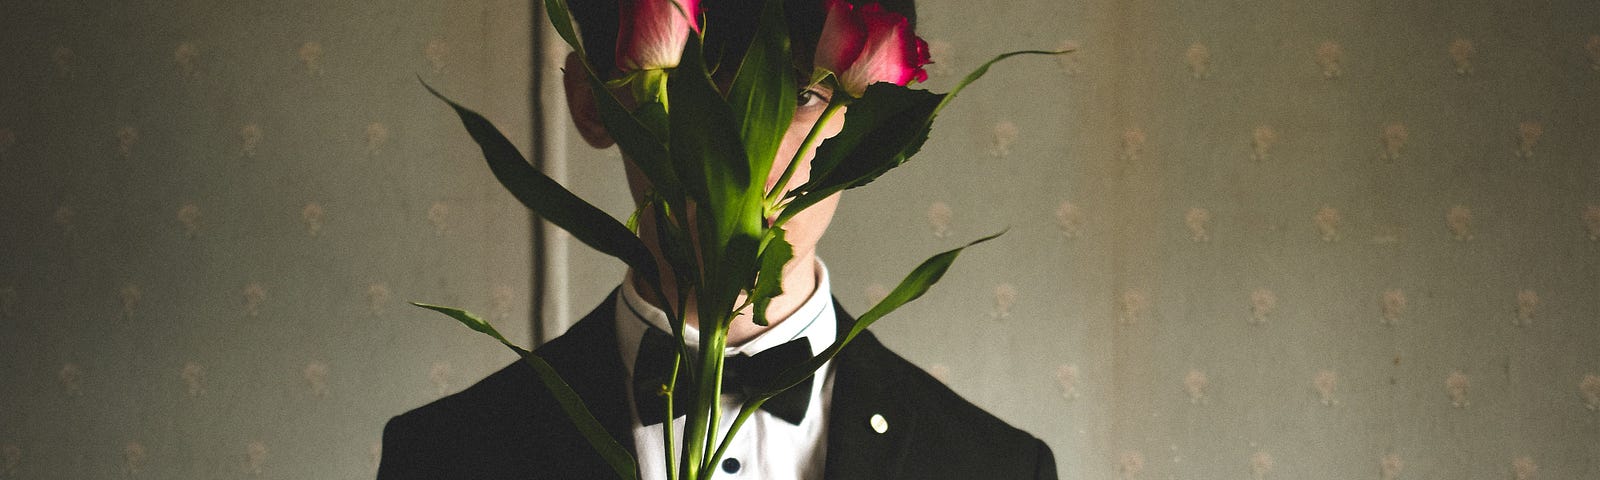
[563,52,615,149]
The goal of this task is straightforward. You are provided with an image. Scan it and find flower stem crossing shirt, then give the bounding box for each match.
[614,260,838,480]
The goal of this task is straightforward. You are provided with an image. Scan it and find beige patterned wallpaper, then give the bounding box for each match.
[3,0,1598,478]
[544,0,1600,478]
[0,1,534,478]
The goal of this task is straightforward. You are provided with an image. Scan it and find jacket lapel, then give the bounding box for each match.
[822,304,915,479]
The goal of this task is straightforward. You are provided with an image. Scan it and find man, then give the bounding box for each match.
[378,1,1056,478]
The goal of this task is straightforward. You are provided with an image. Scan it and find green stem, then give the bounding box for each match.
[703,400,764,480]
[764,101,845,206]
[663,347,680,480]
[698,329,726,475]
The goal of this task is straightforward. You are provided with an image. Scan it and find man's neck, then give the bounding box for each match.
[627,252,820,346]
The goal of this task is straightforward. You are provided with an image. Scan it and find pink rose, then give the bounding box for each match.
[813,0,930,97]
[616,0,702,72]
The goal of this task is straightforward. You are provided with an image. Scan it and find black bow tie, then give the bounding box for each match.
[632,328,816,426]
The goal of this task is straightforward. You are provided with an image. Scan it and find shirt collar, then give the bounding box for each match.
[614,259,837,378]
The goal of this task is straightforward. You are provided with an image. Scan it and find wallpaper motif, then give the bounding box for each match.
[0,0,533,478]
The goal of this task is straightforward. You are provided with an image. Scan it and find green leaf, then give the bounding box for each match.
[667,35,766,316]
[779,50,1070,225]
[543,0,585,58]
[753,230,1005,397]
[777,85,941,224]
[593,82,680,201]
[411,303,638,480]
[726,0,797,187]
[749,229,793,327]
[422,81,658,282]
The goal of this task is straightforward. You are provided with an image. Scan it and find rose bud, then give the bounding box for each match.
[616,0,702,72]
[814,1,930,98]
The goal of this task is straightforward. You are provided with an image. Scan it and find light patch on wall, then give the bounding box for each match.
[115,126,139,159]
[1380,288,1407,326]
[1117,288,1148,324]
[1584,205,1600,241]
[366,283,391,316]
[1585,34,1600,71]
[424,38,449,73]
[242,282,267,317]
[1378,123,1408,162]
[926,201,952,239]
[302,202,325,237]
[1249,125,1276,162]
[177,202,202,238]
[927,364,950,384]
[243,440,268,475]
[1183,369,1209,404]
[365,122,390,156]
[1184,43,1211,79]
[1312,370,1338,406]
[427,201,450,235]
[1446,205,1473,241]
[59,363,83,396]
[989,121,1018,157]
[1577,374,1600,411]
[1248,451,1273,480]
[1315,41,1343,79]
[1514,120,1542,159]
[121,441,147,475]
[304,361,330,397]
[1184,207,1211,242]
[1312,206,1341,242]
[0,286,16,318]
[1514,289,1539,328]
[990,283,1018,319]
[1055,201,1085,239]
[52,46,76,78]
[1120,128,1146,162]
[1056,364,1081,400]
[1448,38,1475,75]
[1380,453,1404,480]
[299,41,324,76]
[181,361,206,397]
[175,41,200,78]
[429,362,453,395]
[1248,288,1277,325]
[863,283,888,305]
[1055,40,1082,76]
[239,123,263,158]
[491,285,516,323]
[0,128,15,155]
[1446,370,1471,408]
[1117,450,1145,480]
[1,443,19,477]
[1512,456,1537,480]
[53,205,74,234]
[119,283,142,321]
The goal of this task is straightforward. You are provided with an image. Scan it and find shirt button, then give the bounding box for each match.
[722,457,741,474]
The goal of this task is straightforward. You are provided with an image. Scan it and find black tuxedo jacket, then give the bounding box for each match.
[379,295,1056,479]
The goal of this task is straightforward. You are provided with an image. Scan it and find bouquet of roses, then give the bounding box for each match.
[414,0,1064,478]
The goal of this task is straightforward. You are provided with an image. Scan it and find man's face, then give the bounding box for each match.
[763,82,845,264]
[565,53,847,269]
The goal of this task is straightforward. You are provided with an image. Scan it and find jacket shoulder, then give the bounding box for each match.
[378,301,628,479]
[840,330,1056,478]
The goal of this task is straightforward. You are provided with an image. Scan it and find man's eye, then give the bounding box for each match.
[797,89,828,108]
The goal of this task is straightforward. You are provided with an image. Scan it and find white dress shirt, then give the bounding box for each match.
[615,260,838,480]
